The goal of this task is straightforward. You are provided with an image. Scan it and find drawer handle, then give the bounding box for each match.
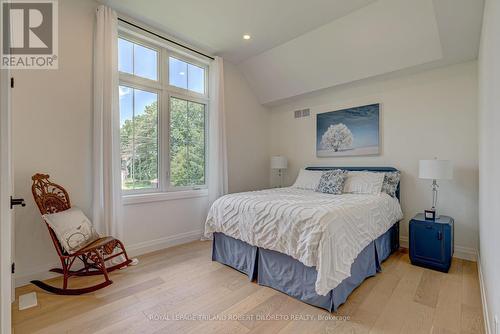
[426,225,433,229]
[437,231,442,240]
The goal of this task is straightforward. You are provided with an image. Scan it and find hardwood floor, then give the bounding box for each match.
[12,241,485,334]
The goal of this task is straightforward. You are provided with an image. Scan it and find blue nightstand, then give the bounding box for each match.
[409,213,454,272]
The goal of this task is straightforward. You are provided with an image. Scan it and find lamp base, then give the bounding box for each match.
[433,208,440,220]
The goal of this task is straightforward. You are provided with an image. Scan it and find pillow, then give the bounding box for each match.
[343,171,384,195]
[43,207,99,254]
[316,169,348,195]
[381,171,401,197]
[292,169,323,190]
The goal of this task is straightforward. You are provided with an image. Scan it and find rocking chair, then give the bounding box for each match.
[31,173,132,295]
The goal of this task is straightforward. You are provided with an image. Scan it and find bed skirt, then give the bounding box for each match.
[212,222,399,312]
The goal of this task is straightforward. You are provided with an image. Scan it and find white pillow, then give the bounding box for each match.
[292,169,323,190]
[43,207,100,254]
[343,171,385,195]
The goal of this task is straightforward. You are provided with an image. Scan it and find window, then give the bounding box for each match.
[118,34,208,194]
[169,57,205,94]
[119,86,158,190]
[169,97,206,187]
[118,38,158,81]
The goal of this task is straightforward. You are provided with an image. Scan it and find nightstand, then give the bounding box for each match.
[409,213,454,272]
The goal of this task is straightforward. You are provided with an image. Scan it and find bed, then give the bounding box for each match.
[205,167,403,312]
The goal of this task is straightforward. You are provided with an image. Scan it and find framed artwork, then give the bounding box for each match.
[316,103,380,157]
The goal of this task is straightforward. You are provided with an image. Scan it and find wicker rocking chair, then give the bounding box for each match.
[31,173,132,295]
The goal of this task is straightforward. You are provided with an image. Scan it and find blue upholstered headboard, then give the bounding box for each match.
[305,166,401,201]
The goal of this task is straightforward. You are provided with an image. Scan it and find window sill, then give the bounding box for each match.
[122,189,208,206]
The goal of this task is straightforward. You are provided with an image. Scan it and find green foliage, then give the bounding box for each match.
[120,101,158,190]
[120,97,205,190]
[169,97,205,187]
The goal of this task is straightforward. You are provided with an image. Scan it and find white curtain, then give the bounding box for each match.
[92,5,123,239]
[208,56,228,206]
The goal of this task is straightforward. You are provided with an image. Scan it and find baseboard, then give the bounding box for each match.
[399,236,477,261]
[15,230,203,288]
[477,254,492,334]
[127,229,203,257]
[15,262,60,288]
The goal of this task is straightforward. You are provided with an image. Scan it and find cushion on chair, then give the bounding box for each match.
[43,207,100,254]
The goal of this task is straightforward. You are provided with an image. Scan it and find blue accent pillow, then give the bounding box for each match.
[381,171,400,197]
[316,169,348,195]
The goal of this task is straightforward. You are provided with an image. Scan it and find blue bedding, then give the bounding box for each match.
[212,223,398,312]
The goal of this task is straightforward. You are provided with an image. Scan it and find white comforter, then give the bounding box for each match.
[204,187,403,295]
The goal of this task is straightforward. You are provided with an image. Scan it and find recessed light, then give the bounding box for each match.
[179,72,185,75]
[243,34,251,40]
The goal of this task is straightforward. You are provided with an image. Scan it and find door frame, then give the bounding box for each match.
[1,1,13,331]
[0,53,13,334]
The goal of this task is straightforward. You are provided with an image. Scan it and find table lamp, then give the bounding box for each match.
[419,159,453,219]
[271,156,287,187]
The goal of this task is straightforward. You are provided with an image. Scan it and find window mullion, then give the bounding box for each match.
[162,48,170,192]
[131,88,136,190]
[131,43,135,77]
[185,101,190,187]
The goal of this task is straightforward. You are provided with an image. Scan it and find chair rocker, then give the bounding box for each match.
[31,173,132,295]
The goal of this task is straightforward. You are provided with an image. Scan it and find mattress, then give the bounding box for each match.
[205,187,403,295]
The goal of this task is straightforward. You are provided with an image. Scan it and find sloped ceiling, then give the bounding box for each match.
[240,0,483,104]
[241,0,443,104]
[100,0,484,105]
[100,0,377,63]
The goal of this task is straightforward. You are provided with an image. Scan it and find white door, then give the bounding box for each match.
[1,3,27,332]
[0,66,13,333]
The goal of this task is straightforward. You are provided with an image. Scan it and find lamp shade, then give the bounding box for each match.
[419,159,453,180]
[271,156,287,169]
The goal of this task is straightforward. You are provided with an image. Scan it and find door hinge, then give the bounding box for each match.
[10,77,14,88]
[11,262,15,274]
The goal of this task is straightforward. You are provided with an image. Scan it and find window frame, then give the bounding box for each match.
[118,83,161,195]
[167,53,208,97]
[118,33,161,88]
[118,27,210,198]
[166,94,208,192]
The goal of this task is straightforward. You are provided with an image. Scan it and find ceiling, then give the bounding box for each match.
[101,0,484,105]
[100,0,377,63]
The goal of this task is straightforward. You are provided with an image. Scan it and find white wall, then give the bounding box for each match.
[12,0,97,285]
[11,0,270,286]
[224,62,270,193]
[478,0,500,332]
[269,61,479,259]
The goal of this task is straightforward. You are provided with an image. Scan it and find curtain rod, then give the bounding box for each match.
[117,17,215,61]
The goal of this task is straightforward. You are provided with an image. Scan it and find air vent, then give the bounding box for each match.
[294,108,310,119]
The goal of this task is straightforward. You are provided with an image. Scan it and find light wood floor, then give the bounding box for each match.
[13,241,485,334]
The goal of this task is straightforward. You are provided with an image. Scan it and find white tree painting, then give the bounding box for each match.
[321,123,353,152]
[316,104,379,157]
